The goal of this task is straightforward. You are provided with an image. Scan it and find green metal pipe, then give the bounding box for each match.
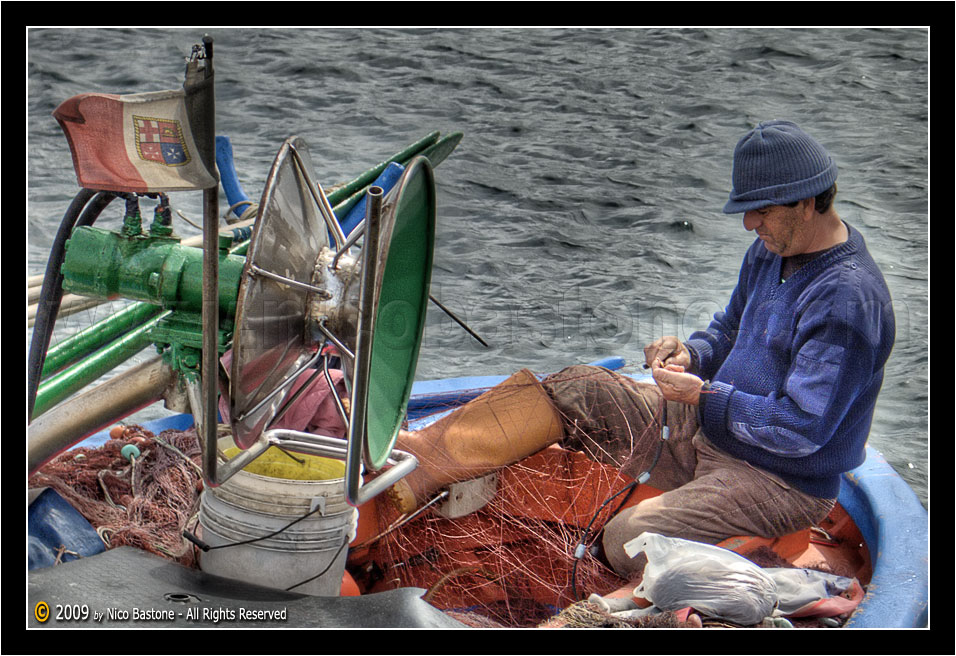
[326,131,439,207]
[61,227,245,318]
[33,310,169,417]
[330,132,462,220]
[40,302,163,378]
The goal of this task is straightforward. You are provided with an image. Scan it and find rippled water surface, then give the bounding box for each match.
[27,28,929,504]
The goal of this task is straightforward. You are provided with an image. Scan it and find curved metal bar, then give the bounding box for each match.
[288,141,348,251]
[270,365,323,428]
[247,262,330,296]
[330,216,366,270]
[323,352,350,432]
[263,429,418,507]
[315,318,355,362]
[234,350,324,423]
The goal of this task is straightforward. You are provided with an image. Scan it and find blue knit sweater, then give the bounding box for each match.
[688,222,895,498]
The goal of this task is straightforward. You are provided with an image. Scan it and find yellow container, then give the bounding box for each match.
[222,445,345,481]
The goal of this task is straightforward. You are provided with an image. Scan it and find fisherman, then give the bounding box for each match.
[390,120,895,580]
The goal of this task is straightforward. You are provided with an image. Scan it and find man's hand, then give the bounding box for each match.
[651,358,704,405]
[644,336,692,370]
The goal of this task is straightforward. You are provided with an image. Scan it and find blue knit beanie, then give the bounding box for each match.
[722,120,838,214]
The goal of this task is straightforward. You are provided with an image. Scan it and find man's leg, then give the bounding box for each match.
[542,365,700,490]
[390,364,696,512]
[601,431,837,577]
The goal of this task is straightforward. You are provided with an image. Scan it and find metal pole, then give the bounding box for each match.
[199,35,220,490]
[201,192,220,483]
[345,186,383,505]
[28,355,174,473]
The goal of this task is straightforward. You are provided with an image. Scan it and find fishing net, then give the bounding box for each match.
[28,367,856,628]
[541,600,685,628]
[347,367,669,628]
[350,448,641,627]
[29,424,204,568]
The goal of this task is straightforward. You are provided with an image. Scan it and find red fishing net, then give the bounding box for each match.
[346,373,668,628]
[29,371,856,628]
[29,425,204,568]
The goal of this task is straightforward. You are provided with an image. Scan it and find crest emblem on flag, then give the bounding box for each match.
[133,115,191,166]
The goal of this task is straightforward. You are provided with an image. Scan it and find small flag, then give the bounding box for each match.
[53,90,217,194]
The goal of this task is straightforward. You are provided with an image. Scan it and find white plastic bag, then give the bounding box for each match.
[764,568,861,617]
[624,532,778,625]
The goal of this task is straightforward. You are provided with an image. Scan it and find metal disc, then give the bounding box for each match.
[228,137,328,449]
[361,156,436,469]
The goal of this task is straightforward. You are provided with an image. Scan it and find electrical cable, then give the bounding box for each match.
[569,398,669,601]
[28,189,117,420]
[183,503,326,553]
[182,502,352,594]
[284,537,351,591]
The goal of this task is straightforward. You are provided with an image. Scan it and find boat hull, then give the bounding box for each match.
[29,362,928,628]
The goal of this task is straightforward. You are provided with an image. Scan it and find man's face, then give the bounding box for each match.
[742,204,805,256]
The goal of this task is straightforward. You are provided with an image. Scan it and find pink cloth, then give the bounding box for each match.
[219,350,348,438]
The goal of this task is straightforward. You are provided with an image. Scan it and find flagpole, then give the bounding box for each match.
[195,34,221,485]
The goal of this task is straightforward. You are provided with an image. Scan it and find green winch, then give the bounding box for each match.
[60,196,245,377]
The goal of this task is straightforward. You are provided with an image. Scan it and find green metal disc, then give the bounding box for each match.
[364,157,435,469]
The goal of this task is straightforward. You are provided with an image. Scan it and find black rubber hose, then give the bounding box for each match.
[28,189,117,420]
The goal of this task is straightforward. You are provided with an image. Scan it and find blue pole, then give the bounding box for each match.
[216,135,252,220]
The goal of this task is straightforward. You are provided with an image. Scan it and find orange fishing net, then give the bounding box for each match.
[29,371,668,628]
[346,376,667,628]
[350,447,651,626]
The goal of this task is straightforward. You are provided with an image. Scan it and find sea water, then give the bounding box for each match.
[27,27,929,506]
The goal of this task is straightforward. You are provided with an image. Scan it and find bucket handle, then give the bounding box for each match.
[186,379,418,506]
[263,428,418,507]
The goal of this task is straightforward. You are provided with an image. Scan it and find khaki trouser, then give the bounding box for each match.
[542,365,836,578]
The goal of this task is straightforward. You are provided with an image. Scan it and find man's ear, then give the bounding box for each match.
[799,197,816,221]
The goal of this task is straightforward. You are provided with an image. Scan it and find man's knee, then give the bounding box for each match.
[600,497,664,578]
[541,364,606,394]
[541,364,616,432]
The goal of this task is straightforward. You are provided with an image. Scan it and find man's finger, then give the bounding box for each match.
[651,361,674,384]
[644,338,676,366]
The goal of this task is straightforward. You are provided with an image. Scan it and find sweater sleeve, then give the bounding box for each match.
[699,316,877,458]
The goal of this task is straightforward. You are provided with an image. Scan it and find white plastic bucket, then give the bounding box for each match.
[198,437,357,597]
